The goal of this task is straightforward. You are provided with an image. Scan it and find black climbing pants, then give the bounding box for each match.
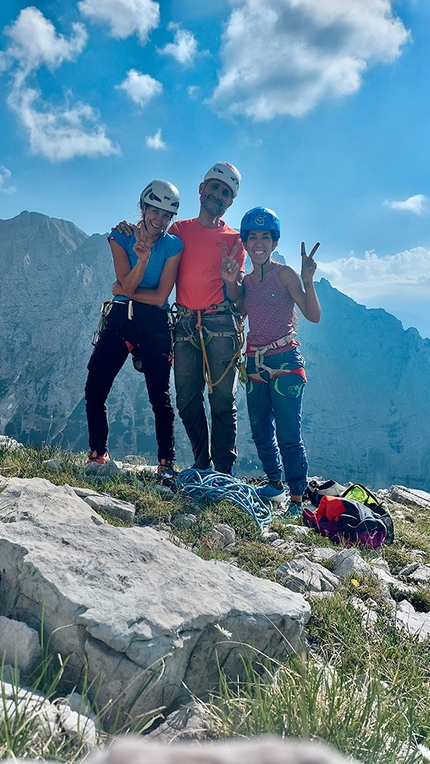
[85,301,174,462]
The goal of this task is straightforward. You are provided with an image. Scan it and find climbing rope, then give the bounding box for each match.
[176,468,272,530]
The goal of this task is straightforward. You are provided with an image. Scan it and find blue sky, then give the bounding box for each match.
[1,0,429,336]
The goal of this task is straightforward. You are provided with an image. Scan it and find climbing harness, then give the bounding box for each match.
[246,332,306,385]
[176,468,272,530]
[174,302,245,394]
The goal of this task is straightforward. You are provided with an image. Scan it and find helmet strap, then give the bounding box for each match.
[258,255,271,283]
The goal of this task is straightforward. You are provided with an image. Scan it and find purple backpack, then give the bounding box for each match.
[302,495,387,549]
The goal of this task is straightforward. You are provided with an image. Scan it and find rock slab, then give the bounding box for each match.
[0,476,310,727]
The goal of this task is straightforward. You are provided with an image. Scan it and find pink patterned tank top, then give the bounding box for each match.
[244,263,299,356]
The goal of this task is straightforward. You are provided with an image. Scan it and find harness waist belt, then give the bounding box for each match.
[248,331,296,355]
[176,300,233,318]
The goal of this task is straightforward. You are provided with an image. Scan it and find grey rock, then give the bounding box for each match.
[276,556,339,594]
[0,615,41,674]
[42,458,62,471]
[83,494,135,523]
[395,600,430,641]
[331,549,373,578]
[287,525,311,537]
[0,476,309,727]
[349,596,378,628]
[56,703,97,748]
[84,460,121,477]
[209,524,235,549]
[72,487,105,498]
[407,565,430,585]
[123,455,148,466]
[173,514,198,528]
[0,436,23,451]
[310,548,337,563]
[372,567,416,594]
[2,664,20,685]
[147,702,211,742]
[261,530,279,542]
[389,485,430,509]
[398,562,420,577]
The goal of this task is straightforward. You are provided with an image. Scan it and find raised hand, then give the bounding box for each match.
[301,241,319,285]
[220,240,240,283]
[132,222,157,264]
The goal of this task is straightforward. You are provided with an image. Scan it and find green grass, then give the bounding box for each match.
[2,443,430,761]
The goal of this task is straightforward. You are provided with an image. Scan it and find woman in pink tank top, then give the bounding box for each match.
[233,207,321,517]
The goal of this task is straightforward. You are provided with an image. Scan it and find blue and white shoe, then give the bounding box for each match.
[279,500,303,519]
[255,483,286,503]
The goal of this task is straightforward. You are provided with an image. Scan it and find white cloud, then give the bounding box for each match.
[317,248,430,302]
[2,8,118,161]
[78,0,159,44]
[7,84,120,161]
[116,69,162,106]
[188,85,200,99]
[211,0,410,120]
[4,7,87,73]
[159,23,198,65]
[0,166,16,194]
[146,128,166,150]
[384,194,429,215]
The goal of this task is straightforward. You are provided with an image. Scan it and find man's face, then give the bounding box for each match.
[199,179,233,217]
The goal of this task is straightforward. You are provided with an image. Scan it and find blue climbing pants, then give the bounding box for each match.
[246,348,308,497]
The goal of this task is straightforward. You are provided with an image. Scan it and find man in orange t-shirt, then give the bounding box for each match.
[169,162,245,474]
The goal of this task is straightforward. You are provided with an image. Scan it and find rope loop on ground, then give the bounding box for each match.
[176,468,272,530]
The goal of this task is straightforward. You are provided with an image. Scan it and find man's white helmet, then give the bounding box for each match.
[203,162,241,198]
[140,180,180,214]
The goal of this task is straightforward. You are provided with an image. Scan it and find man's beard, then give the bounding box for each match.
[201,193,225,217]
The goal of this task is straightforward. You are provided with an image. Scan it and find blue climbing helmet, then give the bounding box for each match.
[240,207,281,241]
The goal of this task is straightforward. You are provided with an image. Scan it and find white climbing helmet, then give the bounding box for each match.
[140,180,180,214]
[203,162,241,198]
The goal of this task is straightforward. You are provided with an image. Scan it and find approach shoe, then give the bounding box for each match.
[86,451,110,466]
[280,500,303,519]
[255,482,286,503]
[157,459,176,483]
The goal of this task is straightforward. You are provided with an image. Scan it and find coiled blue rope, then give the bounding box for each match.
[176,468,272,530]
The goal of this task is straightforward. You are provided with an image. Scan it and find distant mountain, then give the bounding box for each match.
[1,212,430,490]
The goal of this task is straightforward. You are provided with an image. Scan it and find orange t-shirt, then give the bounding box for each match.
[169,218,245,310]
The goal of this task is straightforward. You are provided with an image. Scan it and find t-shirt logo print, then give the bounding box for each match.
[255,215,266,226]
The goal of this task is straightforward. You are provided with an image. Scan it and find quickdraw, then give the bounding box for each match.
[91,300,114,346]
[91,299,135,346]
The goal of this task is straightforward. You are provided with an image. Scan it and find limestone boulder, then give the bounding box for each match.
[388,485,430,510]
[0,476,310,727]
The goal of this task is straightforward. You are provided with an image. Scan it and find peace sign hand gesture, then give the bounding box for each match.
[301,241,319,285]
[132,222,157,265]
[220,240,240,283]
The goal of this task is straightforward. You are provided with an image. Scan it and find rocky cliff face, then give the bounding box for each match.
[1,212,429,489]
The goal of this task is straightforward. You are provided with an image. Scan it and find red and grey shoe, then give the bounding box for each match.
[86,451,110,466]
[157,459,176,481]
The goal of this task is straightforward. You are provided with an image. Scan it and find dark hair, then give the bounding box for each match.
[241,230,279,245]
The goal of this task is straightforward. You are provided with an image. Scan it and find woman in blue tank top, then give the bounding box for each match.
[84,180,183,479]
